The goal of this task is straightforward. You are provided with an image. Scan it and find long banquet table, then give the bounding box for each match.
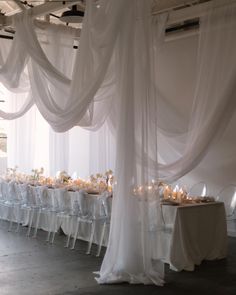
[47,189,111,245]
[0,181,111,246]
[0,180,228,269]
[153,202,227,271]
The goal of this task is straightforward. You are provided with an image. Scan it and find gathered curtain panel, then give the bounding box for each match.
[0,0,236,284]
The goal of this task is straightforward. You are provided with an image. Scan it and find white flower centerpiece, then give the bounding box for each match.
[31,167,44,184]
[56,170,72,185]
[89,170,114,193]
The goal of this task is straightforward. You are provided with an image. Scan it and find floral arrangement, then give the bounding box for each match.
[31,167,44,181]
[56,170,72,184]
[6,165,18,177]
[2,167,114,194]
[90,170,114,192]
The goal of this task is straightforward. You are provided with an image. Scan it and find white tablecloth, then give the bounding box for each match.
[0,181,111,246]
[153,202,227,271]
[0,180,228,266]
[38,189,111,245]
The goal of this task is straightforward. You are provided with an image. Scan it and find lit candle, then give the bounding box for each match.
[163,185,171,199]
[177,188,183,202]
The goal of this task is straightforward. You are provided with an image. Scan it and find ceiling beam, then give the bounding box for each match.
[12,0,27,11]
[1,0,236,30]
[154,0,236,26]
[165,1,211,26]
[2,0,84,27]
[152,0,204,15]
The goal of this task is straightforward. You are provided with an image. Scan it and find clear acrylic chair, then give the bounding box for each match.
[66,190,95,254]
[66,190,111,256]
[216,184,236,220]
[188,181,208,197]
[46,188,70,244]
[0,179,4,208]
[11,182,25,232]
[96,192,111,257]
[15,183,28,232]
[0,180,10,225]
[15,183,39,236]
[51,188,71,243]
[32,185,50,238]
[64,197,80,248]
[1,180,19,231]
[24,185,42,237]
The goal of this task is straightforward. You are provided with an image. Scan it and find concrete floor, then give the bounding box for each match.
[0,221,235,295]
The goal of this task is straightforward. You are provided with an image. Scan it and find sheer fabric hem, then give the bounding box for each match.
[94,271,164,286]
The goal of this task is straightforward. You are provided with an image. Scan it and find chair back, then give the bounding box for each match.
[7,180,16,202]
[28,185,37,206]
[188,181,207,197]
[51,188,63,211]
[1,181,8,201]
[36,186,49,208]
[19,183,29,205]
[77,190,89,216]
[100,192,111,218]
[0,180,3,199]
[216,184,236,218]
[14,183,22,202]
[55,188,70,212]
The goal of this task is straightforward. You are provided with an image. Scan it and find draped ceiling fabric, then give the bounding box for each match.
[156,0,236,183]
[0,0,236,284]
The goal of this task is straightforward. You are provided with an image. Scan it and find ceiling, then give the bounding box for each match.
[0,0,86,30]
[0,0,210,15]
[0,0,212,31]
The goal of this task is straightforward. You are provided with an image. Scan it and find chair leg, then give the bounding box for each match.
[0,206,3,227]
[33,209,41,238]
[96,222,106,257]
[50,213,58,244]
[8,206,14,232]
[46,211,55,242]
[51,231,56,244]
[45,215,49,241]
[16,205,22,233]
[86,221,95,255]
[46,217,52,242]
[26,209,34,237]
[65,217,73,248]
[71,219,80,250]
[46,230,51,242]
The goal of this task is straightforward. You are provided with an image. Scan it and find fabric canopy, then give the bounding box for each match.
[0,0,236,284]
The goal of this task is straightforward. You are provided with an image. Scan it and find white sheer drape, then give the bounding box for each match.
[156,0,236,183]
[89,121,116,174]
[6,96,105,178]
[96,1,164,284]
[1,24,113,178]
[0,0,236,284]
